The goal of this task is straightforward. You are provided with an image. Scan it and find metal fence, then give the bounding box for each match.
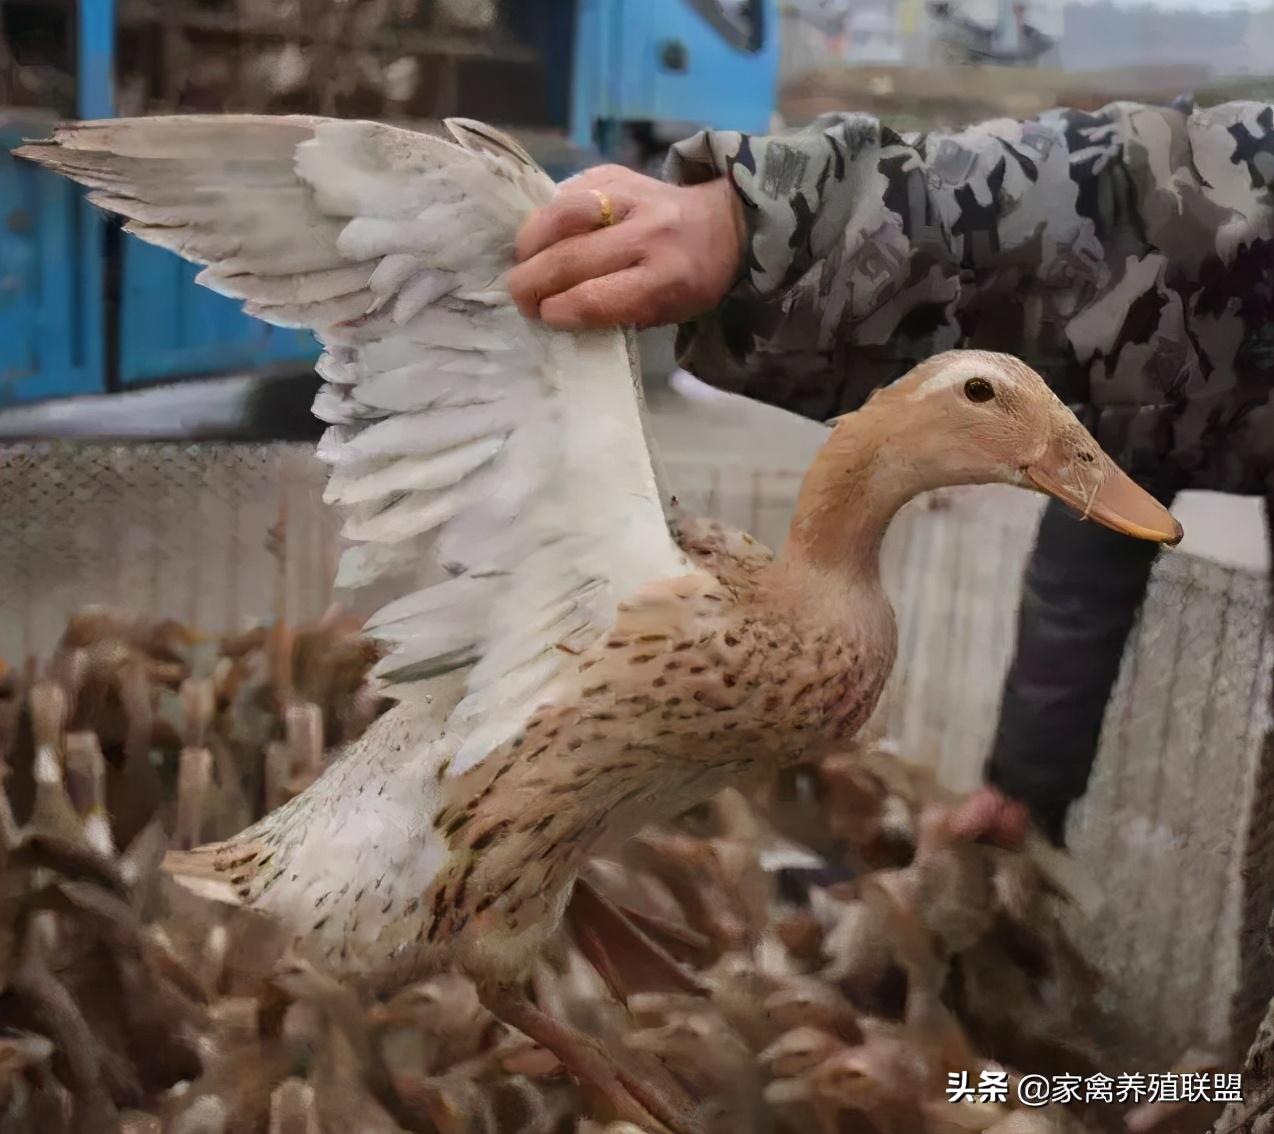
[0,443,338,661]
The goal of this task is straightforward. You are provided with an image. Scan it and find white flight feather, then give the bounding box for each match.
[20,113,694,805]
[322,438,505,505]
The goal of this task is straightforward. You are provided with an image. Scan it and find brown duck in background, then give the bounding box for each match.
[22,114,1182,1134]
[0,625,1152,1133]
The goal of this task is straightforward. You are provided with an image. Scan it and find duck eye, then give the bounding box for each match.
[964,377,995,403]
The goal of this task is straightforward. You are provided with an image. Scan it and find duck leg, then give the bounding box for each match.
[480,982,706,1134]
[566,877,710,1002]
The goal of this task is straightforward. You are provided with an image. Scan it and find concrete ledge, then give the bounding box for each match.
[1067,550,1272,1064]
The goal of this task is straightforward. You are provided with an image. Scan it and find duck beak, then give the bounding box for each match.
[1025,449,1183,546]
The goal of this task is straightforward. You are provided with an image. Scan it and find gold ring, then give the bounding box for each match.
[591,188,616,228]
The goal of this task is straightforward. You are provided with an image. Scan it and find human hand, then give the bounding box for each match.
[945,785,1031,850]
[508,164,747,331]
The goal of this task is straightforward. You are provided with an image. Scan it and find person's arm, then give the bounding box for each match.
[663,112,918,417]
[666,100,1274,434]
[665,112,893,302]
[515,102,1273,440]
[665,108,1140,420]
[513,108,1095,416]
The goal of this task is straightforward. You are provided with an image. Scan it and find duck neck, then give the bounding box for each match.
[778,405,920,584]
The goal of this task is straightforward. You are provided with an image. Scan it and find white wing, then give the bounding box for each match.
[21,116,690,773]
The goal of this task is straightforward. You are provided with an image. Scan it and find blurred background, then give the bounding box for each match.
[3,0,1273,422]
[1,0,1274,1073]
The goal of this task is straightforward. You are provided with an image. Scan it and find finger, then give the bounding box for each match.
[515,188,630,263]
[507,226,644,319]
[948,791,1030,849]
[990,801,1031,850]
[945,790,1001,842]
[538,265,664,331]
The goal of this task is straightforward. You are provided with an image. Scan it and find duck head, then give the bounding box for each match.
[787,350,1182,570]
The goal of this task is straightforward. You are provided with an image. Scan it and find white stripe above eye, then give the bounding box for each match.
[906,351,1019,401]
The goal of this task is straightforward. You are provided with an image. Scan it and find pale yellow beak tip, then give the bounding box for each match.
[1111,515,1184,547]
[1027,466,1184,547]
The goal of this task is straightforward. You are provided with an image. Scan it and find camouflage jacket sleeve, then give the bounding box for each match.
[665,104,1274,495]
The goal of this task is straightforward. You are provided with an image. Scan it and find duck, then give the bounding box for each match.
[20,114,1183,1134]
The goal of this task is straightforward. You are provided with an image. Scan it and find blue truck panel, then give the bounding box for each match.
[571,0,778,150]
[77,0,115,121]
[0,116,105,406]
[118,239,319,386]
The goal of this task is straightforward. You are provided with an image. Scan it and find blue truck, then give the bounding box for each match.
[0,0,778,423]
